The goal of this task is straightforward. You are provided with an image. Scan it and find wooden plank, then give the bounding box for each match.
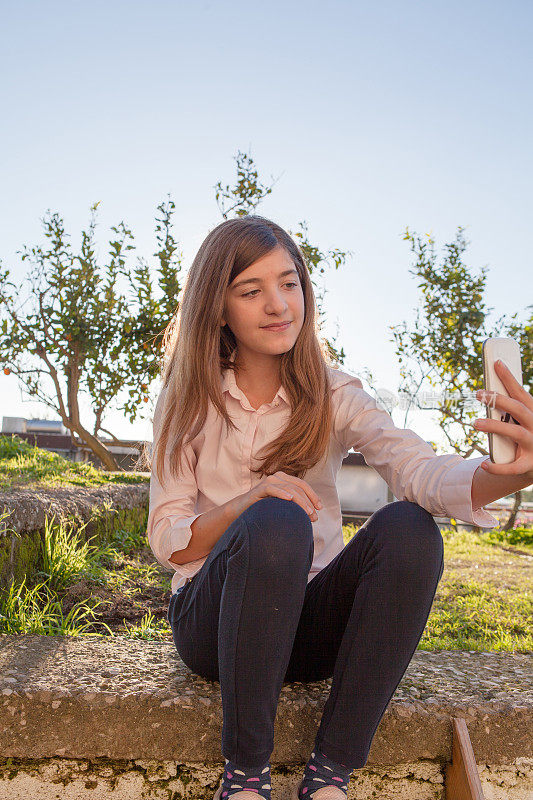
[445,717,485,799]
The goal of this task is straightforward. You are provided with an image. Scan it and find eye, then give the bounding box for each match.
[242,282,298,298]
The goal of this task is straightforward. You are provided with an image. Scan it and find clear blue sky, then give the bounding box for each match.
[1,0,531,451]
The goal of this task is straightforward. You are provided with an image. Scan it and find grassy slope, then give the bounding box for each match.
[0,433,149,491]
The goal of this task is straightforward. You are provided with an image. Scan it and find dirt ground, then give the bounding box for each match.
[59,545,172,636]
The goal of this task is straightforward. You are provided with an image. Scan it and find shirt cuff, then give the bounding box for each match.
[439,455,498,528]
[162,513,203,571]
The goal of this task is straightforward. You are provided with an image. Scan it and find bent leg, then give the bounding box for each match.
[168,496,314,769]
[284,500,444,770]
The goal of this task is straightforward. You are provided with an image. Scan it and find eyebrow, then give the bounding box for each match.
[231,268,299,291]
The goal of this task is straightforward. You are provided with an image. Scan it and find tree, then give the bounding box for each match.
[390,226,532,531]
[0,150,351,470]
[0,196,184,470]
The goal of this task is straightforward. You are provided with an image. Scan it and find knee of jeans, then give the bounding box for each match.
[245,496,314,555]
[372,502,444,584]
[377,500,443,553]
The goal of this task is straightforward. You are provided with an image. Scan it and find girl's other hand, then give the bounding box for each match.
[246,471,323,521]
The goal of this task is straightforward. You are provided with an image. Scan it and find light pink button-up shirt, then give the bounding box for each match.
[147,349,497,594]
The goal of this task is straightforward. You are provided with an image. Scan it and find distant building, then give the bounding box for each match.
[338,451,395,523]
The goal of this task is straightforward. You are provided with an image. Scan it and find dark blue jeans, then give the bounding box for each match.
[167,497,444,771]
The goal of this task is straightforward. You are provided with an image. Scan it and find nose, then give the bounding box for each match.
[264,290,289,313]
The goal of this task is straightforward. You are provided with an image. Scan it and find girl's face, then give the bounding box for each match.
[222,244,305,361]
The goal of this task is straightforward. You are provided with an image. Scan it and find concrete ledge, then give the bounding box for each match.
[0,635,531,798]
[0,634,531,769]
[0,482,148,537]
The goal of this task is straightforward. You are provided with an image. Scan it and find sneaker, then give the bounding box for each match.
[290,778,347,799]
[213,778,265,799]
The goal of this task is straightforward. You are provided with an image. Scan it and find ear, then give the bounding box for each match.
[221,318,226,327]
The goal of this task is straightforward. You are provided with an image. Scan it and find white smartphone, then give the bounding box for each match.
[481,336,522,464]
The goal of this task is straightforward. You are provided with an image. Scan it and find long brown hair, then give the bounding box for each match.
[142,215,337,490]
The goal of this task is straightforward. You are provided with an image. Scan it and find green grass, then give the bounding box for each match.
[422,526,532,651]
[0,504,166,638]
[0,433,149,491]
[421,577,531,651]
[0,575,111,636]
[483,525,533,550]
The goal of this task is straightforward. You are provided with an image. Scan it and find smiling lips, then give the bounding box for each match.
[262,321,291,330]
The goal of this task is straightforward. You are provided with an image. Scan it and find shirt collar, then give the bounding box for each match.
[221,347,290,410]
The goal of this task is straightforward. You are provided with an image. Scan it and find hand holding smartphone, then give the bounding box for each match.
[481,337,523,464]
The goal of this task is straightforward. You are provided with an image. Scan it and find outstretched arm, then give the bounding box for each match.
[471,359,533,509]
